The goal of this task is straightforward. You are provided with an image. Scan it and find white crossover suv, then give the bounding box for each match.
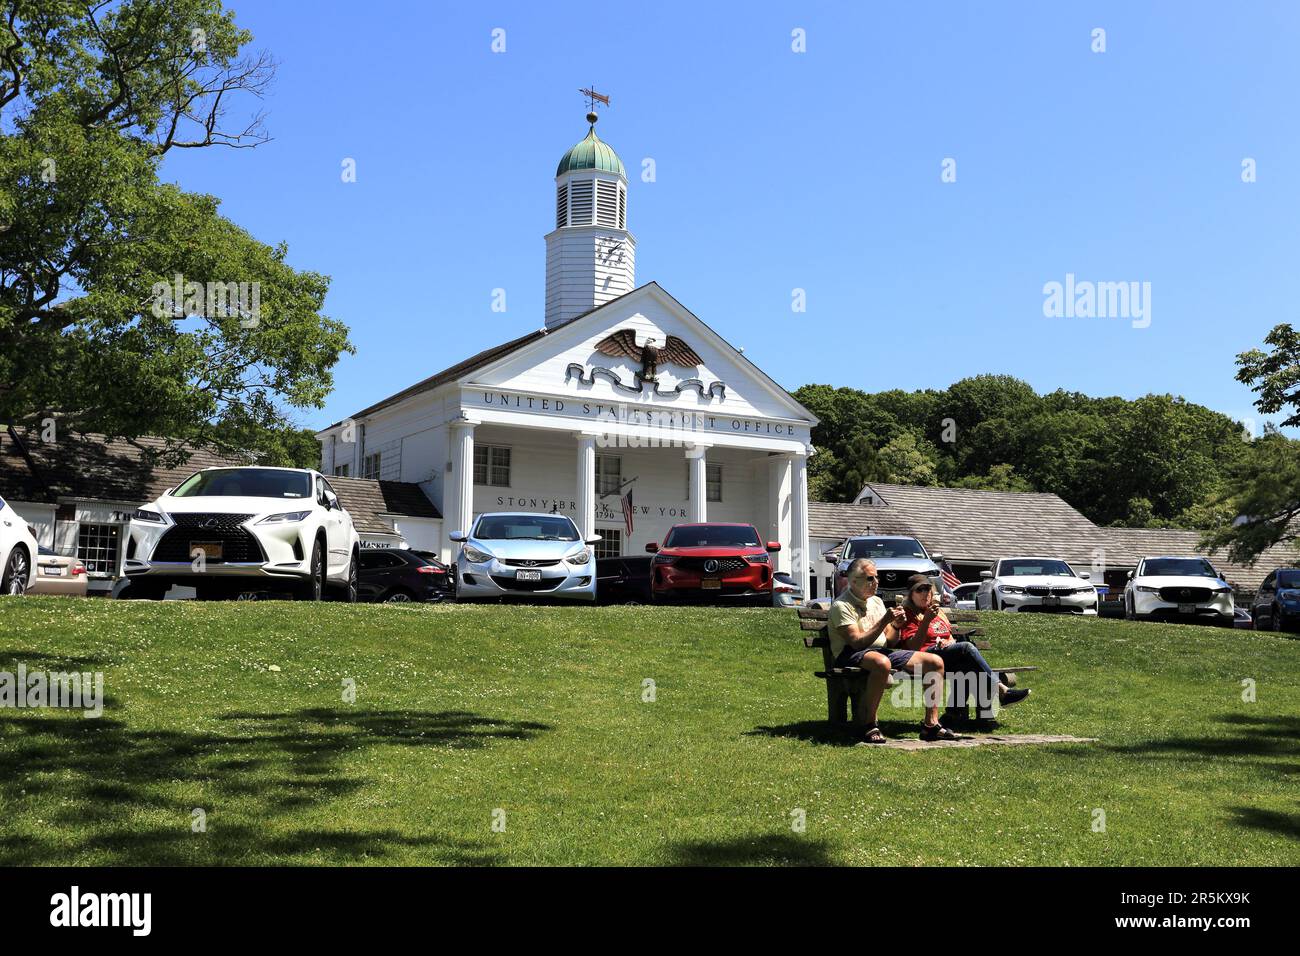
[0,494,38,596]
[451,512,600,602]
[122,467,360,601]
[1124,555,1234,627]
[977,556,1098,613]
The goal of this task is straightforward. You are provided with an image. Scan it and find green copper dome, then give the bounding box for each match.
[556,123,626,178]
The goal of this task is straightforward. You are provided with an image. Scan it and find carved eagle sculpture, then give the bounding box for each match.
[593,329,703,384]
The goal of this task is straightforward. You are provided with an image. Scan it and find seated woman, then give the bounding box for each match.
[897,574,1030,718]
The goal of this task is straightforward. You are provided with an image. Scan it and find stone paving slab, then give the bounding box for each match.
[863,734,1099,751]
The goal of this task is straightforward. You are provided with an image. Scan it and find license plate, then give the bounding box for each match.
[40,565,65,576]
[701,578,721,590]
[190,541,223,560]
[515,569,542,581]
[1178,603,1195,614]
[1042,595,1060,606]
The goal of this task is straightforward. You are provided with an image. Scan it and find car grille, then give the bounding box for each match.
[1026,586,1079,596]
[1159,586,1212,603]
[502,559,561,568]
[877,570,915,589]
[490,575,562,592]
[674,557,749,574]
[151,513,264,564]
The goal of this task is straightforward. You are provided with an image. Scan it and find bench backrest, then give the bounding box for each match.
[797,605,837,670]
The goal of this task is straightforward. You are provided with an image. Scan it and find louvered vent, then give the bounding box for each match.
[556,184,568,228]
[618,185,626,229]
[569,181,593,224]
[596,181,619,227]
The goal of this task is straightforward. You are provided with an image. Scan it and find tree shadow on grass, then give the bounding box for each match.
[667,833,835,866]
[1057,712,1300,840]
[0,708,550,865]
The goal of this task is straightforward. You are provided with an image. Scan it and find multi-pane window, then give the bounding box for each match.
[593,528,622,560]
[596,455,622,496]
[362,452,381,479]
[473,445,511,487]
[333,464,350,478]
[684,462,723,502]
[77,523,120,576]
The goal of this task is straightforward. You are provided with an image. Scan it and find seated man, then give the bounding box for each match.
[898,574,1030,718]
[828,558,952,742]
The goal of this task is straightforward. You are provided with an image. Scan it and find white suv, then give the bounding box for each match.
[1124,555,1234,627]
[0,495,38,596]
[123,467,360,601]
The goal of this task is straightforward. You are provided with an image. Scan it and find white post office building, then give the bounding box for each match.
[317,113,819,593]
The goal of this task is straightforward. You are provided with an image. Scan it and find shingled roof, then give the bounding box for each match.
[0,427,251,504]
[808,501,917,542]
[854,481,1111,568]
[327,475,441,533]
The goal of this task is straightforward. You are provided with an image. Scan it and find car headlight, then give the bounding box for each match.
[133,509,167,524]
[744,553,771,565]
[1211,586,1233,594]
[1279,590,1300,604]
[999,585,1025,594]
[566,549,591,565]
[462,546,493,564]
[257,511,311,524]
[1135,585,1159,593]
[651,553,676,567]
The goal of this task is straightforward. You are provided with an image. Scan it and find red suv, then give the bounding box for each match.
[647,522,780,605]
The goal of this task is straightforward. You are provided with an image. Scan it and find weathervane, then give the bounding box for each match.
[579,86,609,125]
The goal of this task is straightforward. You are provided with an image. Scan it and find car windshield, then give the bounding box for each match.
[474,515,579,541]
[999,559,1075,577]
[1142,558,1217,577]
[845,538,926,560]
[172,468,312,499]
[1278,570,1300,589]
[664,525,762,548]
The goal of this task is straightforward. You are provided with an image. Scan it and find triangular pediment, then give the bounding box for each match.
[463,283,817,425]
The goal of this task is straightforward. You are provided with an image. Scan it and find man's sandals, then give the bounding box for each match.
[855,725,888,745]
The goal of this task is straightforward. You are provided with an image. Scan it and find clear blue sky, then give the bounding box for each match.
[162,0,1300,434]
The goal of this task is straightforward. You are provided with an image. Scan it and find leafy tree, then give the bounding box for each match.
[0,0,351,463]
[949,463,1034,493]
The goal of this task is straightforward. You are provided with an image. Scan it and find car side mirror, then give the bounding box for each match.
[766,541,781,553]
[980,570,992,579]
[824,553,839,565]
[1080,571,1091,580]
[931,553,944,562]
[645,543,659,553]
[449,532,466,543]
[586,535,603,545]
[1126,570,1134,580]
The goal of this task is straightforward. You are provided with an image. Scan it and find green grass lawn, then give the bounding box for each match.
[0,597,1296,866]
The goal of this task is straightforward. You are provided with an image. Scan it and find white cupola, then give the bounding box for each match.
[544,111,636,328]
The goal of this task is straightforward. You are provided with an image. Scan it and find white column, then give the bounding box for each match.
[791,452,810,597]
[686,445,708,524]
[575,433,597,540]
[449,421,476,541]
[768,454,793,575]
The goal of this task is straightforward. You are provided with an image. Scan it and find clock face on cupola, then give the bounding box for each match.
[544,109,636,328]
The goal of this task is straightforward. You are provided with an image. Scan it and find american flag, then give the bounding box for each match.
[938,557,961,591]
[620,487,635,535]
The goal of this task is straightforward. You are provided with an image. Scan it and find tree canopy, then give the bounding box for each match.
[0,0,350,464]
[795,374,1272,532]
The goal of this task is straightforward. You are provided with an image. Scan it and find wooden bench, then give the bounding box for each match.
[796,604,1038,725]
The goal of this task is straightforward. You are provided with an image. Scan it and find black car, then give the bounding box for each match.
[596,555,653,604]
[358,549,450,603]
[1249,567,1300,632]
